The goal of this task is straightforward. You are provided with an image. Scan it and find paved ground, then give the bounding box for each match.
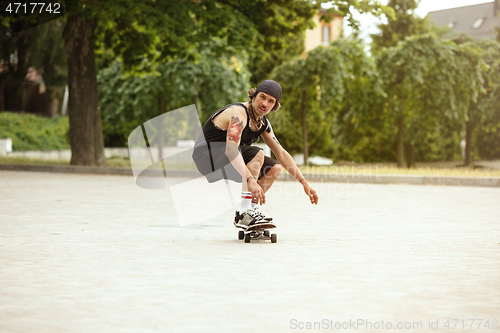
[1,171,499,333]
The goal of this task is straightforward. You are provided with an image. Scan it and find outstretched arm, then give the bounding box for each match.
[261,129,318,205]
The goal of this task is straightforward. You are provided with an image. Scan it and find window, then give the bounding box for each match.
[472,17,486,29]
[322,25,330,46]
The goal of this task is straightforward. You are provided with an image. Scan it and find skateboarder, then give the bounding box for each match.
[192,80,319,229]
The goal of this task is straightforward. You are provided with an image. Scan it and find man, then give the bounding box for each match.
[193,80,318,229]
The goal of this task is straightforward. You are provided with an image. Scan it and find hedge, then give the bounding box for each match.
[0,112,70,151]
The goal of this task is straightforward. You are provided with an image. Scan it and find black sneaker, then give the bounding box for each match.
[233,209,270,229]
[252,206,273,222]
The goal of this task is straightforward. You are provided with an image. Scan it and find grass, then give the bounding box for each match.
[295,165,500,178]
[0,156,198,170]
[0,156,131,168]
[1,156,500,177]
[0,156,69,166]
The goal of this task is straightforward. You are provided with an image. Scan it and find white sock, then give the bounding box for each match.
[240,192,252,213]
[251,198,258,209]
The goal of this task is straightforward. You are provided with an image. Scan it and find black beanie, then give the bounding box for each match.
[256,80,282,103]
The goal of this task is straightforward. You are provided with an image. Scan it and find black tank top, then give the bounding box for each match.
[195,103,271,147]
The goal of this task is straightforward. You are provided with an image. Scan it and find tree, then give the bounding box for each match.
[3,0,262,165]
[61,0,313,166]
[95,0,392,162]
[1,19,34,112]
[248,0,393,85]
[376,34,484,168]
[0,20,67,115]
[371,0,429,54]
[61,1,213,165]
[329,39,393,163]
[63,13,106,165]
[27,18,68,116]
[464,39,500,164]
[1,2,75,113]
[273,39,384,165]
[3,0,391,166]
[97,48,251,148]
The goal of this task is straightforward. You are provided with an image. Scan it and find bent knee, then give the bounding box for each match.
[269,164,281,177]
[264,164,281,179]
[251,150,265,165]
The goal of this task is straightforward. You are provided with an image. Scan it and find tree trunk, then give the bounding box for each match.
[14,26,28,112]
[465,110,473,167]
[50,88,60,118]
[406,142,415,168]
[63,14,106,166]
[397,112,405,168]
[158,94,164,160]
[301,90,308,166]
[0,74,4,112]
[193,94,202,138]
[193,94,201,115]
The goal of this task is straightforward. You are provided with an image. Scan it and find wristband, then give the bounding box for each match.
[299,178,307,184]
[247,176,256,183]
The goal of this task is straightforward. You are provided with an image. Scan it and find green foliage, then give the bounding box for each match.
[93,1,261,70]
[326,39,391,162]
[376,34,485,162]
[97,50,250,147]
[266,84,326,156]
[94,0,394,153]
[25,18,68,88]
[0,112,70,151]
[468,39,500,160]
[413,117,462,161]
[371,0,429,54]
[369,0,475,165]
[1,15,67,112]
[332,101,398,162]
[495,25,500,43]
[476,120,500,159]
[319,0,394,30]
[93,0,393,85]
[243,0,394,85]
[92,0,310,147]
[246,0,316,85]
[273,39,385,161]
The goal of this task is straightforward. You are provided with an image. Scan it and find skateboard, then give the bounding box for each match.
[237,223,277,243]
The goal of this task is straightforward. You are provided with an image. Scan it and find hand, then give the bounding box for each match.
[248,179,265,205]
[303,182,318,205]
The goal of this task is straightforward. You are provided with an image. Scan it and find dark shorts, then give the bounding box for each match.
[192,143,280,183]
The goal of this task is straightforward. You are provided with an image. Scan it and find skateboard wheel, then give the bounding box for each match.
[271,234,277,243]
[238,230,244,240]
[244,233,251,243]
[264,230,270,237]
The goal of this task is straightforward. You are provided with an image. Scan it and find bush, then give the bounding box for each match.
[476,106,500,160]
[0,112,70,151]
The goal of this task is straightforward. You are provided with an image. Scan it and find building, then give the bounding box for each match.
[427,0,500,40]
[303,8,343,57]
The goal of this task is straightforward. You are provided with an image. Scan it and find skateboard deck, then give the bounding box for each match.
[237,222,277,243]
[246,223,276,232]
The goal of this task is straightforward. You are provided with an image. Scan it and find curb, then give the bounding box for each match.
[1,163,499,188]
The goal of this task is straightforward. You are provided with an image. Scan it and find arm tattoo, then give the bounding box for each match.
[273,135,281,146]
[227,116,244,143]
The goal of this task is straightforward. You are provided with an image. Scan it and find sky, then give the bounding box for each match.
[344,0,494,40]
